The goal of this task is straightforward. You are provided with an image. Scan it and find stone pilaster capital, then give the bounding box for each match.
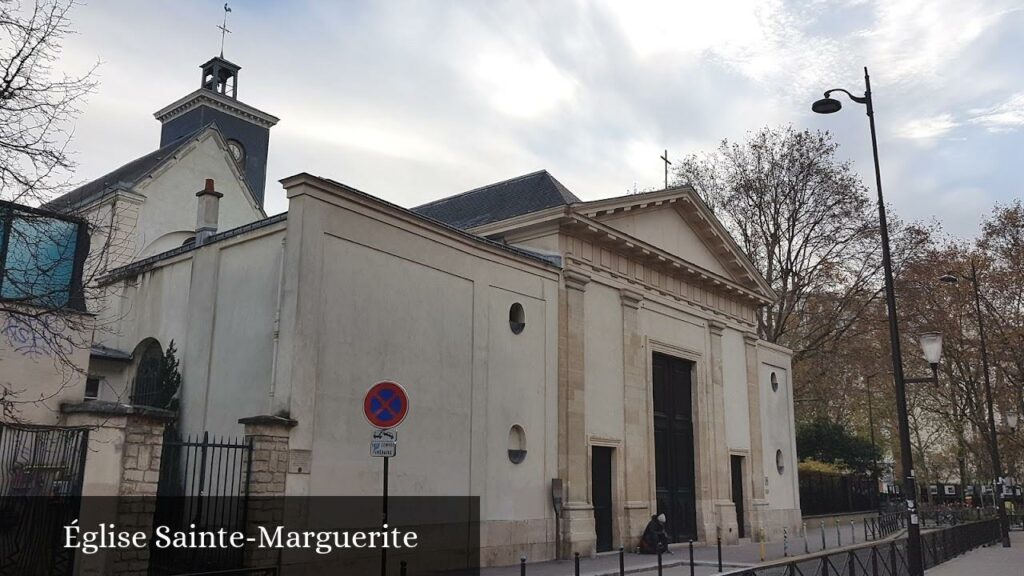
[708,319,726,336]
[563,269,591,292]
[743,332,759,346]
[620,288,643,309]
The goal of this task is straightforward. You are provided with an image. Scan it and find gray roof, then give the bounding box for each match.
[45,125,209,212]
[412,170,580,229]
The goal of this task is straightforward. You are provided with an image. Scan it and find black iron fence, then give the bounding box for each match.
[800,472,876,516]
[721,518,1001,576]
[151,430,253,575]
[0,423,89,576]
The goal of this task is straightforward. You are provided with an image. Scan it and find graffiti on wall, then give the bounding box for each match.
[1,312,73,359]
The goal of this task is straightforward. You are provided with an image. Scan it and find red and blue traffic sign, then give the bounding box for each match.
[363,380,409,429]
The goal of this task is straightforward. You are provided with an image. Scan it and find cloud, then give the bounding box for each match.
[968,92,1024,133]
[894,114,958,141]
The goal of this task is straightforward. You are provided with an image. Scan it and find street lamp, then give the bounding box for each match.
[812,67,926,576]
[1006,411,1019,433]
[938,263,1012,547]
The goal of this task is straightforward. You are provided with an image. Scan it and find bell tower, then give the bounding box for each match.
[153,57,279,207]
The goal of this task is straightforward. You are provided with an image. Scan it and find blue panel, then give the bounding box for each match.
[1,214,79,308]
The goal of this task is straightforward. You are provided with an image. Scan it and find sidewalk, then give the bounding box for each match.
[482,517,880,576]
[925,531,1024,575]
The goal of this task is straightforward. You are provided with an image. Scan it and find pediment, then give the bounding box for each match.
[575,188,772,299]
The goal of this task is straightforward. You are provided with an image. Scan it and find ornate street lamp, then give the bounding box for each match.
[938,264,1011,547]
[812,67,926,576]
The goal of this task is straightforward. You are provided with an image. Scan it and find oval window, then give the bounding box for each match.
[509,303,526,334]
[771,372,779,393]
[508,424,527,464]
[776,449,785,474]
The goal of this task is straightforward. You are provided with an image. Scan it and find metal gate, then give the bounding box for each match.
[150,429,253,575]
[0,423,89,576]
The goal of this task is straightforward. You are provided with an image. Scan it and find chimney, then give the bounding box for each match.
[195,178,224,245]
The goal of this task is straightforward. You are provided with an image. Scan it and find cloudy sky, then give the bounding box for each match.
[57,0,1023,238]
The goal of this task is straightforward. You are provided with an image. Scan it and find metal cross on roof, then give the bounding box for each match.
[218,3,232,58]
[660,149,672,190]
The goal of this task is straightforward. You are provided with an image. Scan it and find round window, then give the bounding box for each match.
[508,424,527,464]
[771,372,779,392]
[776,449,785,474]
[509,303,526,334]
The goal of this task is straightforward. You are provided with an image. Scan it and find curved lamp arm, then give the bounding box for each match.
[823,88,868,105]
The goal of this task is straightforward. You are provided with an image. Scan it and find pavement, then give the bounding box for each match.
[481,516,883,576]
[924,531,1024,575]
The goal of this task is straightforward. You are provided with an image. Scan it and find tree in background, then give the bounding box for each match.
[796,417,882,475]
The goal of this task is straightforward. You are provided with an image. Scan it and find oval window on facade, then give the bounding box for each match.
[771,372,779,392]
[508,424,527,464]
[776,449,785,474]
[509,303,525,334]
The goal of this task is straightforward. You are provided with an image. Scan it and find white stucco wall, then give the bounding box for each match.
[584,283,624,441]
[722,328,751,451]
[759,343,798,510]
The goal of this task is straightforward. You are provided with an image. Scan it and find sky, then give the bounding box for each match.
[55,0,1024,239]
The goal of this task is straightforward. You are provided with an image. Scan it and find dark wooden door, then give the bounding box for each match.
[731,455,745,539]
[653,353,697,542]
[592,447,614,552]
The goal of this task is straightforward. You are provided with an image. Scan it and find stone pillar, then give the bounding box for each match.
[61,402,174,576]
[239,415,296,568]
[707,321,738,543]
[619,289,650,545]
[743,334,769,540]
[559,269,594,556]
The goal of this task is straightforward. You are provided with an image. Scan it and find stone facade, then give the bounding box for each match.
[240,415,295,568]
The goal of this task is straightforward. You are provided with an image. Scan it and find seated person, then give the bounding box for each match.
[638,513,671,554]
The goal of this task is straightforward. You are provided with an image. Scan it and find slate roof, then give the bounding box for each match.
[411,170,580,229]
[44,125,210,212]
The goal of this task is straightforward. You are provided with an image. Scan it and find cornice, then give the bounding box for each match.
[154,89,279,128]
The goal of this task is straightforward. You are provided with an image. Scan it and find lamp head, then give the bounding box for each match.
[939,272,959,284]
[1007,411,1019,431]
[812,97,843,114]
[918,331,943,366]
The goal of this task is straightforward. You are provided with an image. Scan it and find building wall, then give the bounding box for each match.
[0,307,91,424]
[273,177,562,564]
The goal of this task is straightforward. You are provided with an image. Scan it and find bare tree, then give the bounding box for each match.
[1,0,106,422]
[674,126,932,362]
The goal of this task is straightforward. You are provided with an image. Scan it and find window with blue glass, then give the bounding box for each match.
[0,202,87,310]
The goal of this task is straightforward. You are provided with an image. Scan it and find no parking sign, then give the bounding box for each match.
[363,380,409,430]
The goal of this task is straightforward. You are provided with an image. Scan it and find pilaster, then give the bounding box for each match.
[707,321,738,543]
[239,415,296,567]
[559,268,594,556]
[743,334,770,539]
[619,289,650,544]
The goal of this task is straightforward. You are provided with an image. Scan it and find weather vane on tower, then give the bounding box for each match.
[218,3,232,58]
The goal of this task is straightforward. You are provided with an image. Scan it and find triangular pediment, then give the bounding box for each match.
[574,187,773,300]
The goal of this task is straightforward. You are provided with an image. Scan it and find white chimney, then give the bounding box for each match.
[195,178,223,245]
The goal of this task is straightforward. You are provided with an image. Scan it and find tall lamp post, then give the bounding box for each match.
[939,261,1012,547]
[811,67,936,576]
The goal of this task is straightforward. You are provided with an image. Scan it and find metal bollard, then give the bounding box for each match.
[803,521,809,554]
[783,526,788,557]
[850,520,855,543]
[575,552,580,576]
[400,560,407,576]
[835,517,841,546]
[689,539,695,576]
[863,519,868,541]
[619,546,624,576]
[657,551,663,576]
[821,520,826,550]
[717,533,723,572]
[519,555,526,576]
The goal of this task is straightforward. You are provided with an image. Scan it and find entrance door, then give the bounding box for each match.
[731,455,746,538]
[653,353,697,542]
[592,447,614,552]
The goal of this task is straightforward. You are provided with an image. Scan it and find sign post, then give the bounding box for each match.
[364,380,409,576]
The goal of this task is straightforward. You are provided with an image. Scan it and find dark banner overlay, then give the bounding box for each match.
[1,496,480,576]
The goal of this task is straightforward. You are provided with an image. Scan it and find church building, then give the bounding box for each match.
[34,55,800,565]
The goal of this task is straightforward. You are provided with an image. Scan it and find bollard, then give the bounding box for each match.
[689,539,695,576]
[519,555,526,576]
[657,551,663,576]
[619,546,624,576]
[850,520,855,543]
[400,560,407,576]
[820,520,826,550]
[783,526,788,557]
[863,519,868,541]
[835,517,841,547]
[717,534,723,572]
[803,521,809,554]
[575,552,580,576]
